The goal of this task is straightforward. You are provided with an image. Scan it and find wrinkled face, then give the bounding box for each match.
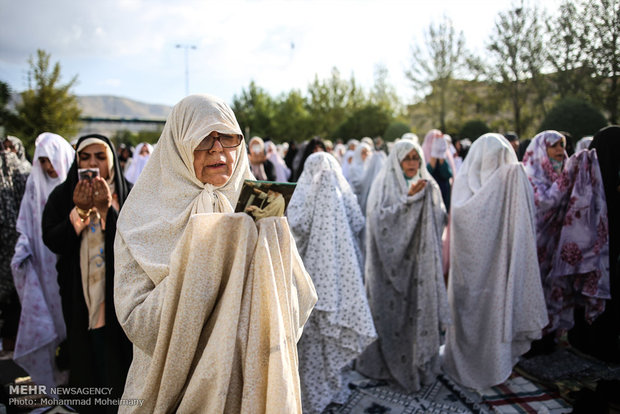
[400,149,421,178]
[193,131,238,186]
[546,138,566,162]
[39,156,58,178]
[78,143,110,180]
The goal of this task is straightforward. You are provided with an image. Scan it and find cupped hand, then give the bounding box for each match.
[408,179,427,196]
[73,179,93,210]
[92,177,112,213]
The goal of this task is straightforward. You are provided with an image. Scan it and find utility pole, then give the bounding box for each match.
[176,44,197,96]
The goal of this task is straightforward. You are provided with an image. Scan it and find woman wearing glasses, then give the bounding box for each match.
[356,140,450,393]
[113,94,316,413]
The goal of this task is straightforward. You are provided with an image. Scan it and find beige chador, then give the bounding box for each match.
[113,94,317,413]
[115,214,315,413]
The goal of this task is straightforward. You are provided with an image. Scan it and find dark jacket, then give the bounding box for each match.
[42,134,132,410]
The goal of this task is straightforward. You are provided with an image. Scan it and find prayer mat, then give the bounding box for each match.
[477,372,572,414]
[516,346,620,402]
[327,374,488,414]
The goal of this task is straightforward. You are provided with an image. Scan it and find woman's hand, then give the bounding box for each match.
[73,179,94,210]
[408,179,427,196]
[92,177,112,217]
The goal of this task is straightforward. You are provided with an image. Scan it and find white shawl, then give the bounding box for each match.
[114,94,317,413]
[346,143,372,198]
[11,132,74,392]
[123,142,153,184]
[442,133,548,389]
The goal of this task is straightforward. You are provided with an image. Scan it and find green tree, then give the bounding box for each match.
[539,98,608,140]
[335,104,391,140]
[370,64,400,116]
[383,121,411,141]
[15,49,81,154]
[459,119,491,140]
[405,15,465,131]
[487,3,546,136]
[271,89,313,143]
[111,130,135,148]
[546,1,594,100]
[305,67,366,138]
[0,81,19,135]
[581,0,620,123]
[231,81,276,139]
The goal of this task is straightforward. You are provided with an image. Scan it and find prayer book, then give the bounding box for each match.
[234,179,296,221]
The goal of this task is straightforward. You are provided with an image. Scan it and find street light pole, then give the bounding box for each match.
[176,44,197,96]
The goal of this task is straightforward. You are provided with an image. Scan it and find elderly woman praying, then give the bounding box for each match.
[113,94,316,414]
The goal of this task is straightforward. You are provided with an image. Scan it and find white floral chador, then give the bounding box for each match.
[288,152,377,414]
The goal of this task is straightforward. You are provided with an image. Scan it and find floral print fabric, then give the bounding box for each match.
[523,130,610,332]
[0,138,30,336]
[356,140,450,393]
[288,152,377,414]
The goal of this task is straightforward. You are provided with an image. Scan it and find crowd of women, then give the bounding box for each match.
[0,93,617,414]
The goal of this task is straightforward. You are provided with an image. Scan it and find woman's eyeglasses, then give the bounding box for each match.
[402,156,421,162]
[195,133,242,151]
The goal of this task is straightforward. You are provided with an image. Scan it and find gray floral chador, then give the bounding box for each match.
[356,140,450,393]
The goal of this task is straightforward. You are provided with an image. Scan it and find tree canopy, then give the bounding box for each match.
[15,49,81,154]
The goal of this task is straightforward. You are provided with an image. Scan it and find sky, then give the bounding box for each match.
[0,0,561,108]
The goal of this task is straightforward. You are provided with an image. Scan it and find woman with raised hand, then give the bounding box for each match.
[442,133,548,389]
[113,94,316,413]
[11,133,75,394]
[523,130,610,352]
[356,139,450,393]
[288,152,377,413]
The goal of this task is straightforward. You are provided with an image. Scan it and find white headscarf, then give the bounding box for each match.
[443,133,548,389]
[265,141,291,182]
[575,136,593,152]
[116,94,252,284]
[358,150,387,215]
[401,132,419,144]
[11,132,74,392]
[30,133,75,208]
[124,142,154,184]
[368,140,432,206]
[346,142,372,196]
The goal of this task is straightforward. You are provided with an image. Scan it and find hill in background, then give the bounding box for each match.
[9,93,172,119]
[77,95,171,119]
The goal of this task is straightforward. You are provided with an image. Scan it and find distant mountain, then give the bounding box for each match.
[77,95,171,119]
[9,93,172,119]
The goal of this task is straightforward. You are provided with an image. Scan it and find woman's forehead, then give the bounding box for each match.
[79,143,107,154]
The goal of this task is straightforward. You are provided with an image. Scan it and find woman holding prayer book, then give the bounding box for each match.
[113,94,316,413]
